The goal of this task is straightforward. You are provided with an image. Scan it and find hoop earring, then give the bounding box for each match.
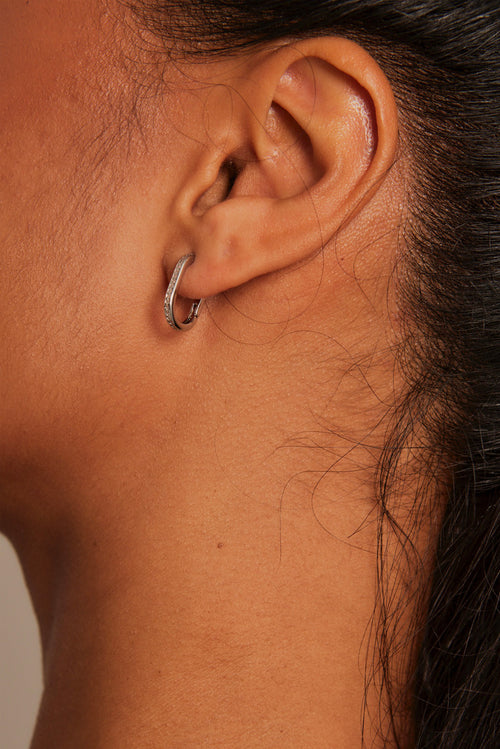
[164,253,203,331]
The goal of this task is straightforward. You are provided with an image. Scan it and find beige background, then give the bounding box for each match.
[0,535,42,749]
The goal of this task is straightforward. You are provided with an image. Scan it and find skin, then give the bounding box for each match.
[0,1,433,746]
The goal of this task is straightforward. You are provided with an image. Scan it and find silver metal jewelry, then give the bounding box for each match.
[164,253,203,331]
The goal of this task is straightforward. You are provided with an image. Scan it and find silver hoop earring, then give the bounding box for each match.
[164,253,203,331]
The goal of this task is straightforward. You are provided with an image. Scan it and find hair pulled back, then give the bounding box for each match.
[125,2,500,746]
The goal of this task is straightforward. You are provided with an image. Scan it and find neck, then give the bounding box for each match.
[6,262,408,748]
[27,484,384,748]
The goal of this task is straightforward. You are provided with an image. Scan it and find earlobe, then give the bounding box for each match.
[172,38,399,301]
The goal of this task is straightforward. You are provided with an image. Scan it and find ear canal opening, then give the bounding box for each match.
[192,158,242,216]
[224,158,239,194]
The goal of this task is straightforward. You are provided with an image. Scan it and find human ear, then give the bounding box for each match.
[172,37,399,300]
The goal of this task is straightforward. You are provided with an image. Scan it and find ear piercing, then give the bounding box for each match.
[164,253,203,331]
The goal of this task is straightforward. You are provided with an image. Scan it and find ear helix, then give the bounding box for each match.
[164,254,203,331]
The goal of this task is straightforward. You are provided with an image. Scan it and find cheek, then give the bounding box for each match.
[0,2,201,481]
[0,3,155,463]
[0,126,186,481]
[0,187,160,423]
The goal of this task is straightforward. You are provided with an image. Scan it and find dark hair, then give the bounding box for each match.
[124,2,500,746]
